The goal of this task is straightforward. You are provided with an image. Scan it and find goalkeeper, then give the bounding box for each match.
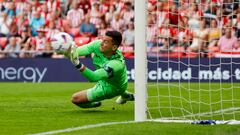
[66,31,134,108]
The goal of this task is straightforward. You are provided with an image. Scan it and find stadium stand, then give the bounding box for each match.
[0,0,239,58]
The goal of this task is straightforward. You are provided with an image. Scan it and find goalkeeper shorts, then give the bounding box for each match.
[86,81,125,102]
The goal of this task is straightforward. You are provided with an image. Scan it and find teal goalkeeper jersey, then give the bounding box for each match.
[76,40,128,90]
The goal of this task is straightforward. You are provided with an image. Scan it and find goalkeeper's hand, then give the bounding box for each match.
[65,44,85,71]
[69,45,80,66]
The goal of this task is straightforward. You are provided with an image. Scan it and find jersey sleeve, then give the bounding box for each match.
[76,40,101,56]
[80,60,124,82]
[81,68,108,82]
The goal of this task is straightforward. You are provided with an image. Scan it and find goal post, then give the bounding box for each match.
[134,0,147,121]
[134,0,240,124]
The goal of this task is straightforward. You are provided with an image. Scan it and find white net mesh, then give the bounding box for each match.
[146,0,240,121]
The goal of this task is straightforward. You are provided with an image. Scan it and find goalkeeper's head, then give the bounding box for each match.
[100,31,122,53]
[105,31,122,47]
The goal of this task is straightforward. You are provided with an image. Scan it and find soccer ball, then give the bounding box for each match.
[50,32,73,53]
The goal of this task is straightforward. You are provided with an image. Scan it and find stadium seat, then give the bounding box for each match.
[184,47,199,58]
[208,46,219,57]
[74,37,90,46]
[171,46,185,58]
[0,37,8,49]
[185,51,198,58]
[70,28,80,37]
[120,46,134,58]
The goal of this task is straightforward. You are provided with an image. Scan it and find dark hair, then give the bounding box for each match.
[105,31,122,46]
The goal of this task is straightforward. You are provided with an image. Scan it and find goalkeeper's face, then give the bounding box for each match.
[100,36,117,53]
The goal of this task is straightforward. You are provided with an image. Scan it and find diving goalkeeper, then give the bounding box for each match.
[66,31,134,108]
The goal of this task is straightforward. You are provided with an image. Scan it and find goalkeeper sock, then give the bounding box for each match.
[76,101,101,108]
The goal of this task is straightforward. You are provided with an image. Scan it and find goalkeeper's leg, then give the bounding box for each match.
[71,90,102,108]
[71,83,110,108]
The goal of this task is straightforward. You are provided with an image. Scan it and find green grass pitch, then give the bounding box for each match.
[0,82,240,135]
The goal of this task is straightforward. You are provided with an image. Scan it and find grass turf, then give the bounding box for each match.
[0,82,239,135]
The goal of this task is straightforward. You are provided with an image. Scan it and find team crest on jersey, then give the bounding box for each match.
[103,65,113,78]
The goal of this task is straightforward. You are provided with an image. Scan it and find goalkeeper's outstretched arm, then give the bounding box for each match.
[80,68,108,82]
[75,40,101,56]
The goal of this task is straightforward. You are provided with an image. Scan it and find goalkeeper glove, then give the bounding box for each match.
[69,45,85,71]
[69,45,79,66]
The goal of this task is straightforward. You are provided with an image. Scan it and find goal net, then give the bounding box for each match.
[135,0,240,123]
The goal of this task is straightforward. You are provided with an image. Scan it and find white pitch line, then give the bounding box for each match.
[29,121,137,135]
[160,107,240,120]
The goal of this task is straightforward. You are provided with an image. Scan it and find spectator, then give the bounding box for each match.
[158,19,172,46]
[169,4,179,27]
[222,0,234,15]
[4,2,16,18]
[66,0,84,28]
[0,12,12,37]
[24,2,33,21]
[156,1,169,28]
[80,15,97,37]
[9,17,19,37]
[41,4,50,21]
[90,2,104,29]
[61,0,73,15]
[204,1,219,16]
[15,0,28,14]
[16,13,29,34]
[19,41,33,58]
[233,14,240,38]
[98,21,112,36]
[111,12,125,32]
[189,19,208,52]
[47,11,64,32]
[208,19,222,48]
[30,0,41,12]
[218,27,238,52]
[29,11,45,36]
[122,21,134,47]
[21,25,32,38]
[188,3,203,30]
[105,5,116,25]
[4,36,21,58]
[19,25,33,58]
[216,10,228,28]
[177,21,192,47]
[121,2,134,24]
[112,0,125,13]
[35,28,47,57]
[46,0,61,16]
[46,20,60,42]
[79,0,91,15]
[146,15,158,48]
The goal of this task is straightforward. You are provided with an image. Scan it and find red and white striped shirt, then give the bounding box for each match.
[158,27,172,43]
[111,18,125,32]
[46,28,60,42]
[46,0,60,13]
[157,10,169,27]
[146,25,158,42]
[90,9,103,29]
[35,37,46,51]
[16,2,28,13]
[67,9,84,28]
[122,10,134,23]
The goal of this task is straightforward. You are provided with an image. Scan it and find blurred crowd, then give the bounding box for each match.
[147,0,240,57]
[0,0,134,58]
[1,0,240,58]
